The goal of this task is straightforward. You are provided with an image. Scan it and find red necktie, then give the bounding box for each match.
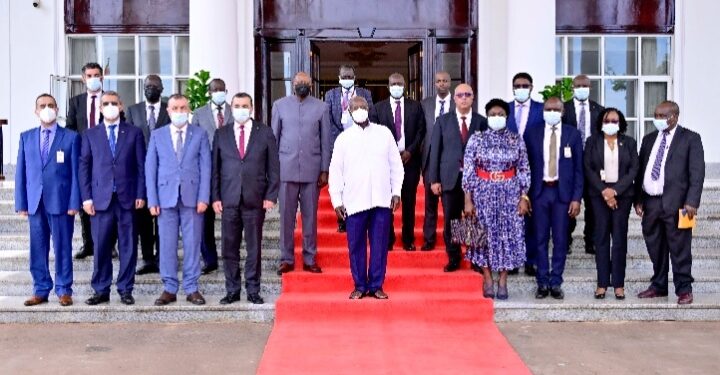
[89,95,97,128]
[461,116,469,144]
[238,124,245,159]
[217,106,225,127]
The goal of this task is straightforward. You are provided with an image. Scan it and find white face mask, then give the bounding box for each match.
[351,108,369,124]
[211,91,227,106]
[233,107,251,124]
[574,87,590,101]
[102,105,120,122]
[389,85,404,99]
[339,79,355,89]
[86,77,102,92]
[602,122,620,136]
[170,112,188,127]
[543,111,562,125]
[653,118,669,132]
[514,88,530,103]
[38,107,57,124]
[487,116,507,131]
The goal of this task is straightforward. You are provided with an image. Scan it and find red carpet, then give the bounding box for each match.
[258,184,530,374]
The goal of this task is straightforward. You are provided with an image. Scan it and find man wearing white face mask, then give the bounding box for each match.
[211,93,280,305]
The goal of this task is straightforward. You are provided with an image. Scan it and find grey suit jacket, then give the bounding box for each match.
[126,101,170,145]
[191,102,233,144]
[420,96,455,172]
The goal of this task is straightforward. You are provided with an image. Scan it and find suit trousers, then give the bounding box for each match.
[158,202,203,294]
[390,163,421,246]
[28,198,75,297]
[422,171,440,245]
[533,185,570,288]
[90,194,138,295]
[200,208,219,267]
[641,196,694,295]
[568,189,595,249]
[441,174,464,263]
[79,210,94,250]
[590,193,631,288]
[279,181,319,266]
[221,203,265,295]
[136,207,159,265]
[346,207,392,292]
[524,216,537,266]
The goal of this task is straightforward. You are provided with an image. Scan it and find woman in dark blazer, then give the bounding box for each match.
[584,108,639,300]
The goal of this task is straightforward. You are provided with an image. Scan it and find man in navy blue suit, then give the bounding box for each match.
[15,93,81,307]
[523,97,583,299]
[79,91,146,306]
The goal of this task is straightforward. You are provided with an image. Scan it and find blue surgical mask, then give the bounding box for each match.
[389,85,404,99]
[543,111,562,125]
[171,112,188,127]
[86,77,102,92]
[514,88,530,103]
[602,123,619,136]
[339,79,355,90]
[211,91,227,106]
[487,116,507,131]
[574,87,590,101]
[653,118,669,132]
[232,107,251,124]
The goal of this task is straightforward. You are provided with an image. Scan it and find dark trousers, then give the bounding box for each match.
[90,194,137,295]
[221,202,265,295]
[136,207,159,265]
[524,216,537,266]
[200,208,218,267]
[79,210,94,250]
[390,163,421,246]
[29,198,75,297]
[533,185,570,288]
[441,174,464,263]
[422,171,440,245]
[641,196,694,295]
[591,193,631,288]
[568,189,595,249]
[346,207,391,293]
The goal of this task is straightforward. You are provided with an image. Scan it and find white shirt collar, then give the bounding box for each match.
[456,109,472,122]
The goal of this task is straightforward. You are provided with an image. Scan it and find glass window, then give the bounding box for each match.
[643,120,655,136]
[139,36,172,76]
[555,37,564,76]
[69,38,97,75]
[176,36,190,75]
[103,79,136,106]
[102,36,136,75]
[176,79,188,97]
[568,37,600,75]
[604,79,637,117]
[642,37,671,75]
[604,37,637,76]
[643,82,667,117]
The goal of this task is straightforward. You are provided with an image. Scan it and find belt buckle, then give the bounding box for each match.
[490,171,504,182]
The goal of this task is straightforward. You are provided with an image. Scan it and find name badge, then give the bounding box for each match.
[600,169,606,181]
[564,146,572,158]
[56,150,65,164]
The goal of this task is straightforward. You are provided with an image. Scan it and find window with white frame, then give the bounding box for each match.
[67,35,190,106]
[556,35,672,140]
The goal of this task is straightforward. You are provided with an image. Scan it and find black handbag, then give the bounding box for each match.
[450,216,487,248]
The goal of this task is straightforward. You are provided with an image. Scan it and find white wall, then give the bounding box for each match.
[0,0,10,167]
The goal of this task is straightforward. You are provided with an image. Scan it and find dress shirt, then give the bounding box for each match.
[455,109,473,134]
[643,126,678,196]
[234,120,252,153]
[171,124,187,153]
[146,101,160,122]
[542,122,562,181]
[603,138,619,183]
[340,87,356,130]
[38,123,58,154]
[434,94,450,119]
[86,91,102,127]
[514,100,530,136]
[390,97,406,151]
[574,98,592,142]
[212,103,226,128]
[329,122,404,216]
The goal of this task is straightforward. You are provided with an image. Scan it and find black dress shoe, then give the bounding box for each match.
[74,246,94,260]
[349,290,365,300]
[403,243,416,251]
[136,264,159,275]
[508,268,519,275]
[535,286,550,299]
[370,289,388,299]
[420,242,435,251]
[85,294,110,305]
[550,286,564,299]
[337,221,346,233]
[443,261,460,272]
[524,264,537,277]
[201,264,218,275]
[247,293,265,305]
[220,292,241,305]
[120,293,135,305]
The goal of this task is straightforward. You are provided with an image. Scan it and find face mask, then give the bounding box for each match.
[211,91,226,105]
[653,118,669,132]
[543,111,562,125]
[294,84,311,98]
[102,105,120,121]
[514,88,530,103]
[389,85,404,99]
[233,107,251,124]
[170,112,188,127]
[144,87,162,103]
[339,79,355,90]
[86,77,102,92]
[351,108,369,124]
[487,116,507,131]
[38,107,57,123]
[574,87,590,101]
[602,123,620,136]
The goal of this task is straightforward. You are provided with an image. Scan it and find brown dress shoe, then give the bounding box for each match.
[277,262,295,276]
[677,292,694,305]
[58,295,73,306]
[154,291,177,306]
[186,291,206,305]
[637,288,669,299]
[23,296,48,306]
[303,263,323,273]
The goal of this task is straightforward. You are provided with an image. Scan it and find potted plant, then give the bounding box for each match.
[184,70,212,120]
[539,77,574,101]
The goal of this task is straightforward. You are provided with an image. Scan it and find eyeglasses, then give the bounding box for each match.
[455,92,473,98]
[101,101,119,107]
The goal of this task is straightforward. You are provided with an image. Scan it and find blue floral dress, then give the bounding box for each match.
[462,129,531,271]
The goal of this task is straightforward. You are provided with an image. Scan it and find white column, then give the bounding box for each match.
[236,0,255,99]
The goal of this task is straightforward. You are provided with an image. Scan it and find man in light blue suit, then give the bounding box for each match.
[145,94,211,306]
[15,93,81,307]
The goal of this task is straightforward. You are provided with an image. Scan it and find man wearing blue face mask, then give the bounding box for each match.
[192,78,232,275]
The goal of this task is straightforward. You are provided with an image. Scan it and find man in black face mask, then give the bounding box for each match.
[126,74,170,275]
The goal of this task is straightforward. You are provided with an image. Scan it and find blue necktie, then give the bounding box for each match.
[41,129,50,165]
[438,100,445,117]
[578,102,587,146]
[108,125,117,157]
[651,131,669,181]
[147,106,156,130]
[176,130,184,161]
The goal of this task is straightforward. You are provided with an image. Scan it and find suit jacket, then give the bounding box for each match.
[211,120,280,209]
[583,134,638,199]
[79,121,146,211]
[427,111,488,191]
[66,92,104,134]
[507,99,544,135]
[324,86,374,138]
[635,126,705,212]
[562,99,605,139]
[369,97,426,168]
[15,126,81,215]
[126,101,170,145]
[420,95,455,172]
[191,102,233,144]
[524,123,584,204]
[145,124,211,209]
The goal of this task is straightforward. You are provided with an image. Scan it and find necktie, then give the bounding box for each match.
[41,129,50,165]
[238,124,246,159]
[438,100,445,117]
[460,116,469,144]
[394,100,402,141]
[342,90,349,111]
[175,130,184,161]
[148,105,156,130]
[651,131,669,181]
[578,102,587,145]
[549,125,558,179]
[89,95,97,128]
[108,125,117,157]
[217,106,225,128]
[515,103,524,132]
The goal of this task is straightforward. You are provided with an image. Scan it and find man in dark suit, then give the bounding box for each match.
[79,91,146,306]
[370,73,426,251]
[213,93,280,305]
[420,71,455,251]
[325,64,374,233]
[635,101,705,305]
[427,83,488,271]
[563,74,606,255]
[66,62,104,260]
[126,74,170,275]
[524,97,584,299]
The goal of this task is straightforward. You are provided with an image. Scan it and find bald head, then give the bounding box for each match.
[293,72,312,98]
[453,83,474,113]
[293,72,311,85]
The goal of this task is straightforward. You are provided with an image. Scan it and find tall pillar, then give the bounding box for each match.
[189,0,239,95]
[236,0,255,98]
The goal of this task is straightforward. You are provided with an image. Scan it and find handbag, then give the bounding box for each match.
[450,216,487,248]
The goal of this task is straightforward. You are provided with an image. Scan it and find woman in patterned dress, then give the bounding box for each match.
[462,99,531,300]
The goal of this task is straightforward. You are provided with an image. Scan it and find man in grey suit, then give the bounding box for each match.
[191,78,233,275]
[272,72,332,275]
[420,71,455,251]
[126,74,170,275]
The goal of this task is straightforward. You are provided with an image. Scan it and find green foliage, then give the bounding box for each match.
[185,70,211,111]
[540,77,574,102]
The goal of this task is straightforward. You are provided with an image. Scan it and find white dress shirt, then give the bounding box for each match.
[340,87,356,129]
[514,100,531,136]
[390,98,406,151]
[171,124,187,153]
[642,126,678,196]
[86,91,102,127]
[603,139,619,183]
[146,101,160,122]
[574,98,592,142]
[329,122,404,216]
[434,94,450,119]
[234,120,253,153]
[212,103,226,128]
[543,122,562,181]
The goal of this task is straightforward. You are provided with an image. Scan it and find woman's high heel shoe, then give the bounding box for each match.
[594,288,606,299]
[615,287,626,300]
[496,283,509,300]
[483,282,495,299]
